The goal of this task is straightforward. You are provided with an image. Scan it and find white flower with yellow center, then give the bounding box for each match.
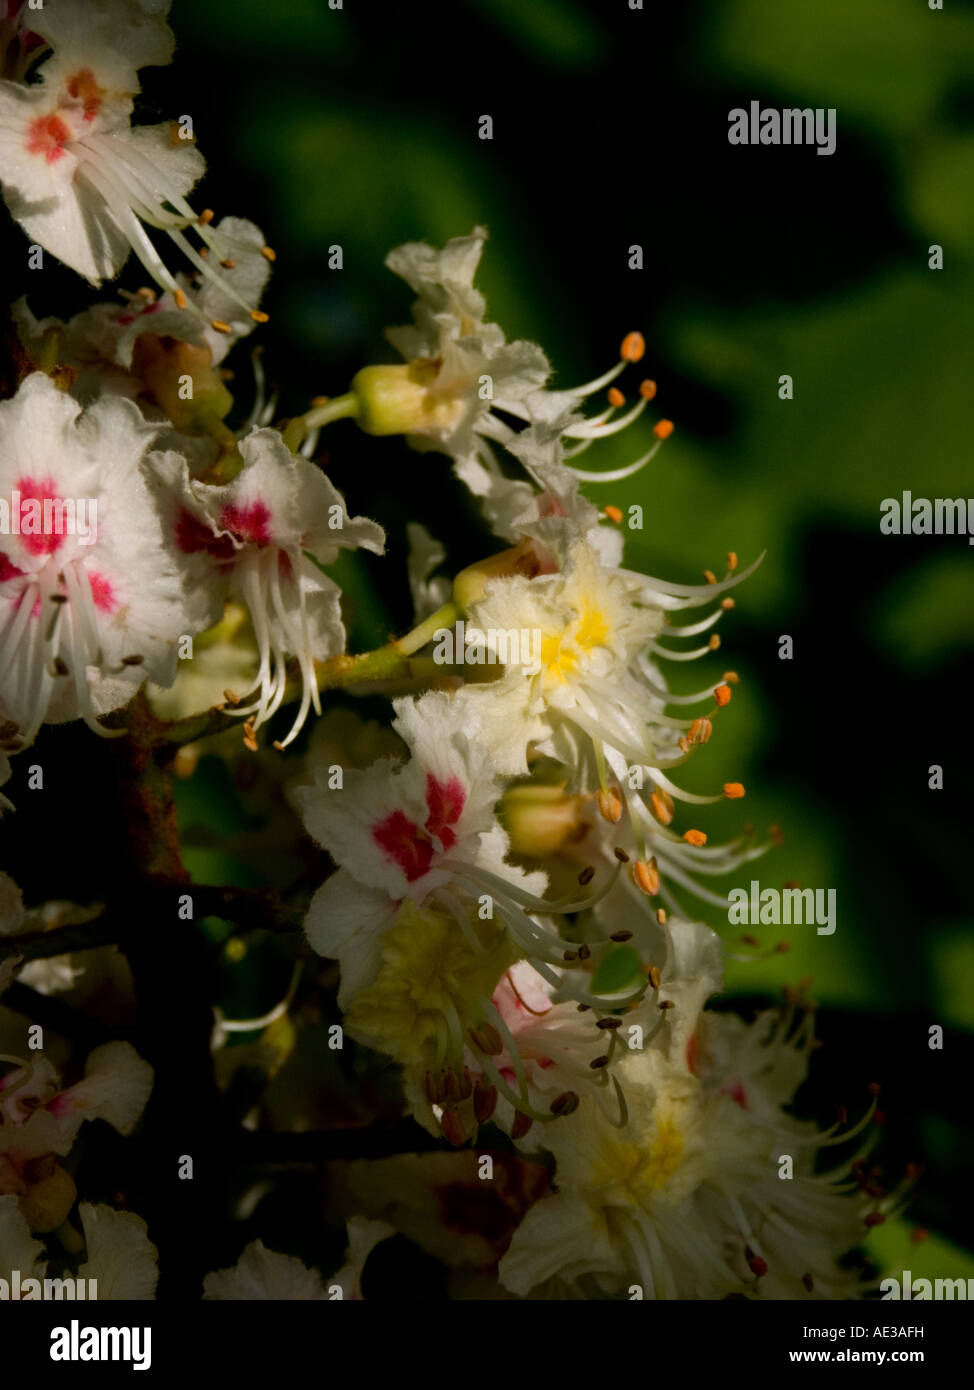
[499,1003,903,1300]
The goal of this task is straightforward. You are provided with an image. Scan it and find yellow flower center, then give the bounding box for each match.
[540,598,610,685]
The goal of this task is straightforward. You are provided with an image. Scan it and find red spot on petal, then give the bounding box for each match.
[0,555,25,582]
[721,1081,749,1110]
[372,809,433,883]
[424,773,465,850]
[175,507,235,560]
[219,500,272,547]
[536,1056,555,1070]
[65,68,104,121]
[26,113,71,164]
[87,571,116,614]
[16,477,66,555]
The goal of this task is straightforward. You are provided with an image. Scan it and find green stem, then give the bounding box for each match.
[393,600,461,657]
[283,392,359,450]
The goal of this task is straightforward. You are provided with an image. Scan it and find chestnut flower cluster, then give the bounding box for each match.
[0,0,908,1301]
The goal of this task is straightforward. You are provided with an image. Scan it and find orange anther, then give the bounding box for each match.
[649,789,674,825]
[261,245,277,261]
[633,858,660,896]
[620,331,645,363]
[198,208,215,225]
[653,419,674,440]
[720,597,735,610]
[220,258,237,269]
[250,310,269,323]
[703,569,717,584]
[608,386,625,409]
[722,670,740,684]
[727,551,738,571]
[211,320,233,334]
[723,782,745,799]
[596,788,623,824]
[688,717,712,745]
[714,684,732,707]
[604,504,623,524]
[655,908,666,925]
[173,288,187,309]
[708,633,721,650]
[639,379,657,401]
[683,829,707,847]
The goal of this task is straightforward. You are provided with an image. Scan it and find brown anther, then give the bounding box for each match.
[864,1211,885,1228]
[722,670,740,684]
[604,504,623,524]
[458,1067,474,1101]
[801,1273,814,1293]
[261,245,277,262]
[198,208,215,225]
[52,657,69,676]
[468,1023,503,1056]
[596,1017,622,1030]
[311,395,330,407]
[577,943,591,961]
[649,788,674,825]
[648,965,661,990]
[873,1109,888,1126]
[867,1082,882,1096]
[747,1253,768,1278]
[659,999,675,1011]
[910,1227,929,1244]
[272,741,285,752]
[721,597,735,610]
[836,1106,848,1126]
[610,929,633,942]
[473,1078,497,1123]
[714,684,732,707]
[250,310,270,323]
[620,331,645,363]
[632,858,660,896]
[639,379,657,400]
[220,258,237,269]
[211,320,233,334]
[726,551,738,572]
[608,387,625,409]
[576,1003,590,1012]
[589,1055,610,1070]
[740,934,760,947]
[577,865,595,886]
[769,823,784,845]
[905,1162,924,1181]
[703,569,717,585]
[440,1108,467,1147]
[723,782,745,799]
[510,1111,534,1141]
[440,1066,459,1104]
[174,288,187,309]
[242,719,258,751]
[653,419,674,440]
[563,950,578,962]
[683,829,707,847]
[596,787,623,823]
[656,908,666,925]
[688,716,713,744]
[49,593,68,604]
[775,941,790,954]
[549,1091,580,1117]
[223,689,242,706]
[613,848,630,864]
[423,1070,444,1105]
[121,654,144,667]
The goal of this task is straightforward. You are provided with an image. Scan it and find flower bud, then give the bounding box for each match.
[349,361,465,437]
[131,334,234,436]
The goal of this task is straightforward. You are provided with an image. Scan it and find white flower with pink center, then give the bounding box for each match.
[0,0,268,318]
[0,373,212,745]
[157,428,384,747]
